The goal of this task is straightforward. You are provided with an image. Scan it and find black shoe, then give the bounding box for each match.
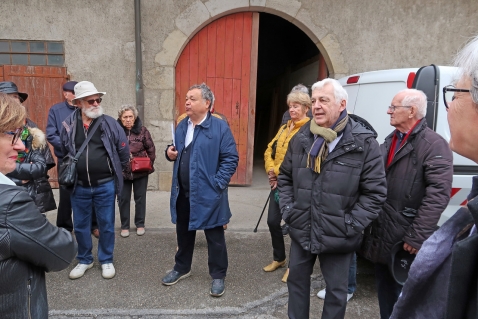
[281,224,289,236]
[161,270,191,286]
[210,279,225,297]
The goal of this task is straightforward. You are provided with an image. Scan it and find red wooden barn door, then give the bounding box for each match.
[0,65,69,188]
[175,12,259,185]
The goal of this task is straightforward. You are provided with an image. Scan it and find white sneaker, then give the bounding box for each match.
[101,263,116,279]
[69,262,94,279]
[317,288,354,302]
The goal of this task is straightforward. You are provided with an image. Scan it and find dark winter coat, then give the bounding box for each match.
[117,117,156,180]
[0,183,77,319]
[7,120,57,213]
[361,118,453,265]
[46,100,76,159]
[60,109,130,194]
[167,112,238,230]
[278,115,387,254]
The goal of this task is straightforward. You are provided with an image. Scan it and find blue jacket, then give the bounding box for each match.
[60,109,130,194]
[46,101,76,159]
[168,112,238,230]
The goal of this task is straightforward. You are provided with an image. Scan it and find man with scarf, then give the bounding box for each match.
[360,89,453,319]
[278,78,387,319]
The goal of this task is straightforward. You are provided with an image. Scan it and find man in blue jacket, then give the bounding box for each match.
[46,81,98,236]
[163,83,238,297]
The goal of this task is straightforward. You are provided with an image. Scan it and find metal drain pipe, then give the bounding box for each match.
[134,0,144,119]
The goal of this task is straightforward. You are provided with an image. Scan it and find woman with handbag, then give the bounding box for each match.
[263,87,311,282]
[117,105,156,237]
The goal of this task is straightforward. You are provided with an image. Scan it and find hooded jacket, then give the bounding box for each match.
[7,120,57,213]
[278,115,387,254]
[60,109,130,194]
[361,118,453,264]
[168,112,238,230]
[117,117,156,180]
[0,183,77,319]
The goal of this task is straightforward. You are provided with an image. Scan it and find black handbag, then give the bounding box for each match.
[58,117,102,187]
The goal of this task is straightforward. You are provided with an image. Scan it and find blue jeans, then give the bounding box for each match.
[71,180,116,265]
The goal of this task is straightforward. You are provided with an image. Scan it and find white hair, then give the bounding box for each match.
[453,35,478,105]
[290,84,309,95]
[311,78,348,105]
[398,89,427,119]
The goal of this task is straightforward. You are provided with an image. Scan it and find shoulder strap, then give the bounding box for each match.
[74,116,103,160]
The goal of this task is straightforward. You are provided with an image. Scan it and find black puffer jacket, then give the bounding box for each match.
[117,117,156,180]
[6,119,56,213]
[361,118,453,264]
[0,184,77,319]
[278,115,387,254]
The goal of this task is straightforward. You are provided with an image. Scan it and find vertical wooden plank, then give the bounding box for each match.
[215,17,226,78]
[179,45,190,115]
[197,28,208,84]
[223,78,233,125]
[224,15,235,79]
[206,77,216,95]
[214,77,224,114]
[232,13,244,80]
[230,78,241,184]
[206,23,217,78]
[189,36,199,85]
[175,53,182,120]
[237,12,253,184]
[246,12,260,185]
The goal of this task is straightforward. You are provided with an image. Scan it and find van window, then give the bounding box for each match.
[353,82,407,143]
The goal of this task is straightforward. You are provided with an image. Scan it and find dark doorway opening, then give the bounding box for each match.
[253,13,321,161]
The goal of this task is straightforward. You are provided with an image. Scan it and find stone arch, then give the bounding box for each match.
[154,0,350,92]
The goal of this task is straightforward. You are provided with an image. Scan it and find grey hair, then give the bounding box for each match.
[453,35,478,104]
[188,83,215,110]
[291,84,309,95]
[311,78,348,105]
[118,104,139,118]
[398,89,427,119]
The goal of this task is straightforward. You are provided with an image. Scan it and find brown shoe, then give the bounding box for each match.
[263,260,286,272]
[281,268,289,283]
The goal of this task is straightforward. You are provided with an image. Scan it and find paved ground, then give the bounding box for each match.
[44,165,380,318]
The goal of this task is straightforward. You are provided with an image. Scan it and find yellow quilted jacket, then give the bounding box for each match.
[264,117,310,175]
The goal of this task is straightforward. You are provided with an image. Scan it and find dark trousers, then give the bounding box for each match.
[374,263,403,319]
[173,191,228,279]
[267,190,286,261]
[288,238,353,319]
[55,163,98,232]
[119,175,148,229]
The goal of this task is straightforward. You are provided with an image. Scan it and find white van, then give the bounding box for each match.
[338,65,477,225]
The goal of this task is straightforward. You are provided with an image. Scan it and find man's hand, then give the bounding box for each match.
[167,145,178,161]
[403,242,418,255]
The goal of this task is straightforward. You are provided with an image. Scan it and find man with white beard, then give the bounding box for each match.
[60,81,129,280]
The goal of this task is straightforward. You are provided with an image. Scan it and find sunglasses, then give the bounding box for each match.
[4,128,23,145]
[83,98,102,105]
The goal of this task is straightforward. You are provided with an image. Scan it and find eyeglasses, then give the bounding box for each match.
[387,105,412,112]
[4,128,22,145]
[443,85,470,110]
[83,98,102,105]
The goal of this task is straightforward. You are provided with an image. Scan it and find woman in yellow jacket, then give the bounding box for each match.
[263,89,311,281]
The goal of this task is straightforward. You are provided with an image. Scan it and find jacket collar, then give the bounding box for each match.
[0,172,16,186]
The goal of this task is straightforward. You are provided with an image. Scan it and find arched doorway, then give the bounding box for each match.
[175,12,325,185]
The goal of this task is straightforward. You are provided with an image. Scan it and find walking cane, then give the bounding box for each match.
[253,190,272,232]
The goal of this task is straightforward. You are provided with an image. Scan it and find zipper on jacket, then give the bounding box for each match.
[27,278,32,319]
